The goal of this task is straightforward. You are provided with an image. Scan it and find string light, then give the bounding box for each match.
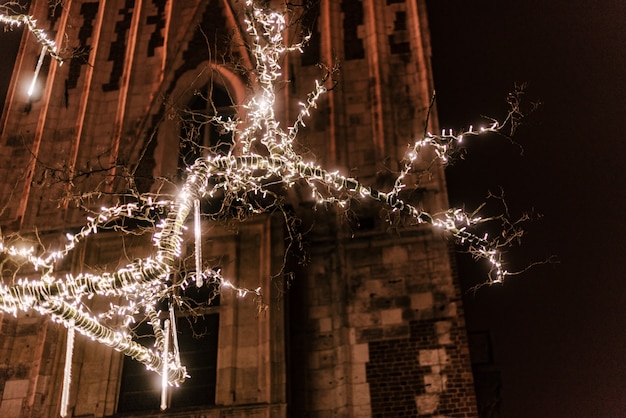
[0,12,62,63]
[0,1,520,410]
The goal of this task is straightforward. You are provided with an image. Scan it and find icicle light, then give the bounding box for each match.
[27,46,46,97]
[161,319,171,411]
[0,12,62,63]
[60,321,74,417]
[194,199,203,287]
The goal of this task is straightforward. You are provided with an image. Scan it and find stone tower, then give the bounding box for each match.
[0,0,477,417]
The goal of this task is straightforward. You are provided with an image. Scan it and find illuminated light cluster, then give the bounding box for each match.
[0,10,64,99]
[0,12,62,63]
[0,1,517,411]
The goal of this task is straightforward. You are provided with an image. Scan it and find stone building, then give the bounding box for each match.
[0,0,477,417]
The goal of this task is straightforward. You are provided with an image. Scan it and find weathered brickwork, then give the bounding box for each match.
[0,0,477,417]
[367,318,476,417]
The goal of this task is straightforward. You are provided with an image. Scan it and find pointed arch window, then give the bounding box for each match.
[178,83,235,176]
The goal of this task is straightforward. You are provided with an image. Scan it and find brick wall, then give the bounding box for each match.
[290,220,477,417]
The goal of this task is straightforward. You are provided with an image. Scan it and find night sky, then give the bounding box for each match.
[427,1,626,417]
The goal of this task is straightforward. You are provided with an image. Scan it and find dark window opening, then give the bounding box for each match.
[341,0,365,60]
[300,0,321,66]
[117,281,221,414]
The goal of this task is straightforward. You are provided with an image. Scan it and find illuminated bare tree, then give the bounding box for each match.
[0,1,527,414]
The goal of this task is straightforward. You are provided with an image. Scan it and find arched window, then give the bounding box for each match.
[178,83,235,176]
[151,65,245,185]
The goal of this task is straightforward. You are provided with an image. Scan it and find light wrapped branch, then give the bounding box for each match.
[0,11,62,63]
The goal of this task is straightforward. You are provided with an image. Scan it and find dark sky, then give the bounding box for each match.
[427,1,626,417]
[0,27,21,114]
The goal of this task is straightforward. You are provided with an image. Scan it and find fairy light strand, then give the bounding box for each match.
[0,12,62,63]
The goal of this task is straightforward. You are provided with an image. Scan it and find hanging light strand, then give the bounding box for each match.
[194,199,203,287]
[60,321,75,417]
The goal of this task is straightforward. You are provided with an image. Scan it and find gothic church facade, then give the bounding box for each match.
[0,0,477,416]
